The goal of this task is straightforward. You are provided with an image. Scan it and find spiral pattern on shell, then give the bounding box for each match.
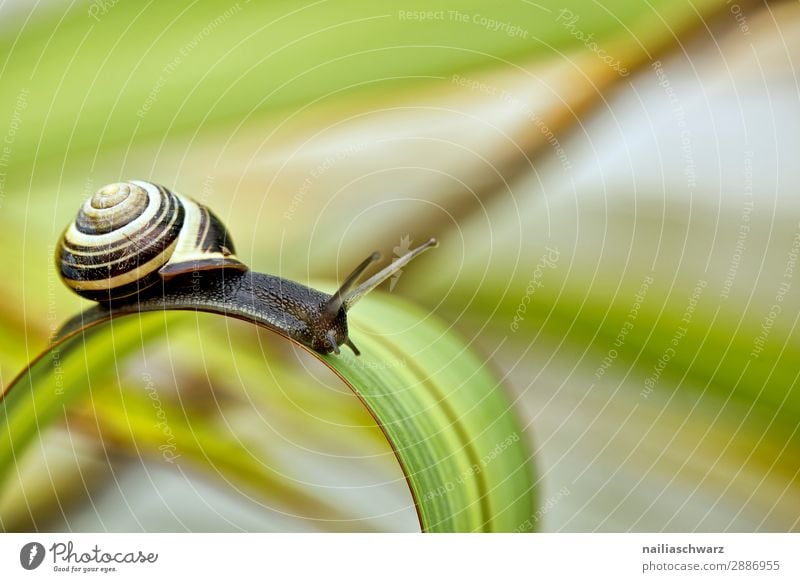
[57,180,246,302]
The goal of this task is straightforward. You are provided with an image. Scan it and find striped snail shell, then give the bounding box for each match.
[57,180,247,303]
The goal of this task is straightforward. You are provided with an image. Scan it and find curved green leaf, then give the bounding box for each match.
[0,291,536,532]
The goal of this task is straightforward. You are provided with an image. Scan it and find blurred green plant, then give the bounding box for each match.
[0,0,721,173]
[4,0,794,533]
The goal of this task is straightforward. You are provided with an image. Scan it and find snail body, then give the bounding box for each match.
[56,180,437,355]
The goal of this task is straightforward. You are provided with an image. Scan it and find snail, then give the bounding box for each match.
[56,180,437,355]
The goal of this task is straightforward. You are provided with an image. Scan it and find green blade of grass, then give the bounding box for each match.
[1,290,537,532]
[330,295,536,532]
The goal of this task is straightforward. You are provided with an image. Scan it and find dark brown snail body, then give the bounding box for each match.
[56,180,437,355]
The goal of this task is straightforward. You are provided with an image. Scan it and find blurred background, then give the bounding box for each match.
[0,0,798,531]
